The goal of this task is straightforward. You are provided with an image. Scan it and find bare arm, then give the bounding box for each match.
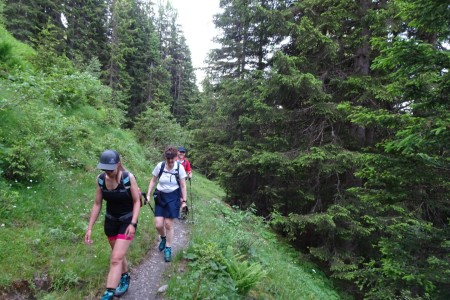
[180,177,187,205]
[125,173,141,237]
[147,175,158,200]
[85,179,103,244]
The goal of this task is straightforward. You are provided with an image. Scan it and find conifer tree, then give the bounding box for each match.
[4,0,62,44]
[193,0,449,297]
[63,0,110,69]
[154,0,198,124]
[106,0,163,122]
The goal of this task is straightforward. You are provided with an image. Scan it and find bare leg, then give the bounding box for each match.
[155,216,166,237]
[164,218,174,247]
[106,239,132,288]
[122,256,128,274]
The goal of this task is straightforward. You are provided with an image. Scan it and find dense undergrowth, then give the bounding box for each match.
[0,25,346,299]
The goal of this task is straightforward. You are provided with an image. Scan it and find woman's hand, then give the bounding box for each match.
[125,224,136,238]
[85,229,93,245]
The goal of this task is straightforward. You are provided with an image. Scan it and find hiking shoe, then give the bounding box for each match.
[100,289,114,300]
[114,272,130,297]
[164,247,172,262]
[158,236,166,251]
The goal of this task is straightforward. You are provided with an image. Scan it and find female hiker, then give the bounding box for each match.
[84,150,141,300]
[147,146,188,262]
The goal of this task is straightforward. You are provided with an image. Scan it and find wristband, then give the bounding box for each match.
[130,222,137,228]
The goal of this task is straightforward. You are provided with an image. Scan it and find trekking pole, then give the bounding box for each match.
[189,178,194,223]
[142,192,154,213]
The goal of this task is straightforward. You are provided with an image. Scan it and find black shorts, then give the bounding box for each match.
[104,214,137,241]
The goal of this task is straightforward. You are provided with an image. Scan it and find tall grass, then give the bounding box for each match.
[165,175,350,300]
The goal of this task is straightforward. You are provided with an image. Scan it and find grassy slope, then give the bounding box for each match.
[0,109,157,299]
[0,26,157,298]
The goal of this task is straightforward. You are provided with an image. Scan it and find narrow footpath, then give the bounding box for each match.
[121,218,189,300]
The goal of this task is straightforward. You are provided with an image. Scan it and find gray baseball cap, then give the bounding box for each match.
[97,150,120,170]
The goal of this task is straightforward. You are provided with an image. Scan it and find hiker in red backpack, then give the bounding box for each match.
[177,146,192,182]
[177,146,191,217]
[147,146,188,262]
[84,150,141,300]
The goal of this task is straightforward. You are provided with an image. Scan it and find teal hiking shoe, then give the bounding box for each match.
[114,272,130,297]
[158,236,166,251]
[100,289,114,300]
[164,247,172,262]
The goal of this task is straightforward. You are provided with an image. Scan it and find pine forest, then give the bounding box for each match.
[0,0,449,299]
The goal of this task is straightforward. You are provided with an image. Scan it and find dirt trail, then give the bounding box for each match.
[121,218,189,300]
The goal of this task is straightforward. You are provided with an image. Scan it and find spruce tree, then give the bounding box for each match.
[193,0,449,297]
[63,0,110,69]
[155,0,198,124]
[4,0,62,45]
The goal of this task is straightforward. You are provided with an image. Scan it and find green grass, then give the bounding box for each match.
[0,162,157,299]
[164,175,351,300]
[0,167,349,299]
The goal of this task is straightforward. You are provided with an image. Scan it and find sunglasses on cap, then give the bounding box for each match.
[165,152,176,159]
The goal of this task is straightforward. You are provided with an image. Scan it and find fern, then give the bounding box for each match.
[223,248,267,295]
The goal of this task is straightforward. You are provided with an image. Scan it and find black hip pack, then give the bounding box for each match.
[153,189,162,205]
[105,211,133,222]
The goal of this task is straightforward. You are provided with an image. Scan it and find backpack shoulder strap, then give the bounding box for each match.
[175,161,180,186]
[158,161,165,179]
[98,173,106,189]
[121,171,131,189]
[157,162,180,186]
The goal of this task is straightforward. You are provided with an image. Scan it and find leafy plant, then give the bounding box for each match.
[223,247,267,294]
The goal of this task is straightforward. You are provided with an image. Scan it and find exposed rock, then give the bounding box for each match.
[157,284,168,293]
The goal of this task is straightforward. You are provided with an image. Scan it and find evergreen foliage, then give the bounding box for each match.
[4,0,62,44]
[2,0,198,126]
[192,0,450,298]
[133,101,191,162]
[155,1,199,124]
[63,0,110,69]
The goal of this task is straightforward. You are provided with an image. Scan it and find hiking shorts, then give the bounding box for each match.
[104,213,137,241]
[154,188,180,218]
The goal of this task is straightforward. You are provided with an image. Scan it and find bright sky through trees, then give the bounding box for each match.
[169,0,220,84]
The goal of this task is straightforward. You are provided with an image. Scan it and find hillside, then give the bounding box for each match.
[0,27,345,299]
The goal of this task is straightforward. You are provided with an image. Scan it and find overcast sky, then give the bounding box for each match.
[169,0,221,85]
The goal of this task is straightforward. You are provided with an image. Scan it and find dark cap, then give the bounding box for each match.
[97,150,120,170]
[178,146,186,152]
